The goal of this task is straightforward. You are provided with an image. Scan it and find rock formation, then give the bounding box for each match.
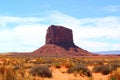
[32,25,93,56]
[45,25,76,50]
[46,25,74,45]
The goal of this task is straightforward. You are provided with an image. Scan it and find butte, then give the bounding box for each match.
[32,25,93,57]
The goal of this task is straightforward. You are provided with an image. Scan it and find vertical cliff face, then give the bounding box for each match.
[46,25,74,45]
[32,25,93,56]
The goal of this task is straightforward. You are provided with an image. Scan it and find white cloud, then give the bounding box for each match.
[77,40,120,52]
[44,12,120,39]
[0,16,44,23]
[0,23,48,52]
[76,27,120,40]
[0,11,120,52]
[0,16,44,27]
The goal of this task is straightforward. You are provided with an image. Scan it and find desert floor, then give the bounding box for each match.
[0,55,120,80]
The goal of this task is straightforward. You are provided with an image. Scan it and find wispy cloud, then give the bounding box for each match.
[0,11,120,52]
[103,5,120,12]
[0,16,44,27]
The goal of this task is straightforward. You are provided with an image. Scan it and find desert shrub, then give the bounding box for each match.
[110,77,117,80]
[93,65,102,73]
[61,61,75,68]
[67,64,92,77]
[64,62,74,68]
[86,60,95,66]
[0,66,17,80]
[5,69,17,80]
[91,59,120,75]
[93,65,112,75]
[109,63,120,71]
[85,59,105,66]
[101,66,112,75]
[110,68,120,80]
[44,58,53,64]
[24,63,33,69]
[79,60,87,64]
[36,58,55,64]
[29,65,52,78]
[54,63,61,68]
[95,60,104,65]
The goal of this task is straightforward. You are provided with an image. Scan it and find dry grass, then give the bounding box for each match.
[110,68,120,80]
[0,55,120,80]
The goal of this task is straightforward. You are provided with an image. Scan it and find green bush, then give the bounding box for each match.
[67,64,91,77]
[29,65,52,78]
[109,63,120,71]
[54,63,61,68]
[93,65,112,75]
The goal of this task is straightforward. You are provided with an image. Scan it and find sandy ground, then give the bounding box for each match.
[33,66,110,80]
[92,73,110,80]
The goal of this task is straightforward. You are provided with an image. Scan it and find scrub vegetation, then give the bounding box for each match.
[0,55,120,80]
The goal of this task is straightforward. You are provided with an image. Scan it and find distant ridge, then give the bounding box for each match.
[95,50,120,55]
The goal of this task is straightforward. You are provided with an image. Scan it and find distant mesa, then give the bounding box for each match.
[32,25,93,56]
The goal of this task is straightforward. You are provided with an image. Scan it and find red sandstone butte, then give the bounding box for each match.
[32,25,93,56]
[46,25,74,45]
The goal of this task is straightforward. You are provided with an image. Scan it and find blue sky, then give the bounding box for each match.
[1,0,120,17]
[0,0,120,53]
